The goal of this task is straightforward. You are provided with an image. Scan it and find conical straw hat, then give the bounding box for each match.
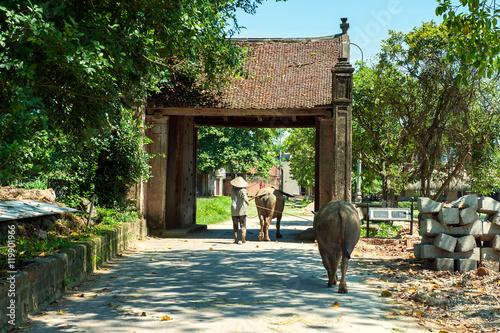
[230,176,248,188]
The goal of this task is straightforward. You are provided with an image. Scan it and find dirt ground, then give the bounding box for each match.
[354,230,500,333]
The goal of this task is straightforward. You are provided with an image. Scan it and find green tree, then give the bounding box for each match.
[436,0,500,80]
[354,22,500,203]
[0,0,284,202]
[283,127,381,198]
[197,127,278,177]
[283,128,315,188]
[353,64,415,206]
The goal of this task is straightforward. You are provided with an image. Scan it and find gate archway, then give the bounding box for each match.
[143,19,354,236]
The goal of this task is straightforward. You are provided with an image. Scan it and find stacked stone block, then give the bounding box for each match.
[414,195,500,272]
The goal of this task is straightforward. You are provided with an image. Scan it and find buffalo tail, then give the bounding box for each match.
[339,208,350,260]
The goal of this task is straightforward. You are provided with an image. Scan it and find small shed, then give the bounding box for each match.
[143,18,355,236]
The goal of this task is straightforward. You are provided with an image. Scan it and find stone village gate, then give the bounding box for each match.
[140,19,354,236]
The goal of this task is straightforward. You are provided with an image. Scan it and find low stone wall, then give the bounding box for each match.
[0,219,147,333]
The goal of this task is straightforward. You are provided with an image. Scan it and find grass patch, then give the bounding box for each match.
[197,196,232,225]
[361,222,403,238]
[197,196,313,225]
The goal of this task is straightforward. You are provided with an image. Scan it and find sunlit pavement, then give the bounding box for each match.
[26,216,426,332]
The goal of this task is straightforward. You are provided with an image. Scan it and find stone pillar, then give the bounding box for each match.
[331,58,354,204]
[145,113,169,235]
[315,114,334,211]
[314,20,354,212]
[339,18,350,60]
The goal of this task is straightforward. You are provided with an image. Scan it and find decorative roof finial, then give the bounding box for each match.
[340,18,349,34]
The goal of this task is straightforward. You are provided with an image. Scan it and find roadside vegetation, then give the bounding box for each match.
[0,206,139,272]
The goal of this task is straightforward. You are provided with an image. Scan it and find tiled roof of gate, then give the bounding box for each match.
[220,35,341,109]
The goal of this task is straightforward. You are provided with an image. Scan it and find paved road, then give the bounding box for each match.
[26,216,426,332]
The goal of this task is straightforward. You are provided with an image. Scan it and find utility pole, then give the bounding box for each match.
[351,42,363,203]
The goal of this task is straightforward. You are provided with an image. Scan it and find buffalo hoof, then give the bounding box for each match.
[258,232,264,241]
[276,233,282,238]
[338,283,348,293]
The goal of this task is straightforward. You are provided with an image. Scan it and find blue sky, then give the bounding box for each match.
[235,0,443,63]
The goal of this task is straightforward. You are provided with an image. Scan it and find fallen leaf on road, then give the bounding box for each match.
[110,276,118,278]
[160,315,173,321]
[381,290,392,297]
[76,293,84,297]
[102,288,111,292]
[332,301,340,307]
[59,310,67,315]
[141,312,147,316]
[84,294,97,299]
[108,303,119,308]
[152,271,157,274]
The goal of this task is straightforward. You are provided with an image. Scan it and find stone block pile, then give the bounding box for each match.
[414,194,500,271]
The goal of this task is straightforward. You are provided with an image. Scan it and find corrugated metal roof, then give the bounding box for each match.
[0,200,77,222]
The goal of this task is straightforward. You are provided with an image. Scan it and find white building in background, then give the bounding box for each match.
[282,161,301,196]
[197,168,226,196]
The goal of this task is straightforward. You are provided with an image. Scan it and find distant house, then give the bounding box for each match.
[282,161,302,196]
[400,178,471,202]
[209,162,311,198]
[197,169,226,197]
[222,166,280,197]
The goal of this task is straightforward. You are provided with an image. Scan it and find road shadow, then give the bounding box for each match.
[26,236,423,332]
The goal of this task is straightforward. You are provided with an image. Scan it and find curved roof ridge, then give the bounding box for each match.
[230,34,342,44]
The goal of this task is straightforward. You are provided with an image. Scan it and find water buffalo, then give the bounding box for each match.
[254,187,289,241]
[313,201,360,293]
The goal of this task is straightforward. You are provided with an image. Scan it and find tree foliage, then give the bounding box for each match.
[436,0,500,80]
[197,127,278,177]
[353,64,415,206]
[0,0,283,204]
[353,22,500,204]
[283,128,315,188]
